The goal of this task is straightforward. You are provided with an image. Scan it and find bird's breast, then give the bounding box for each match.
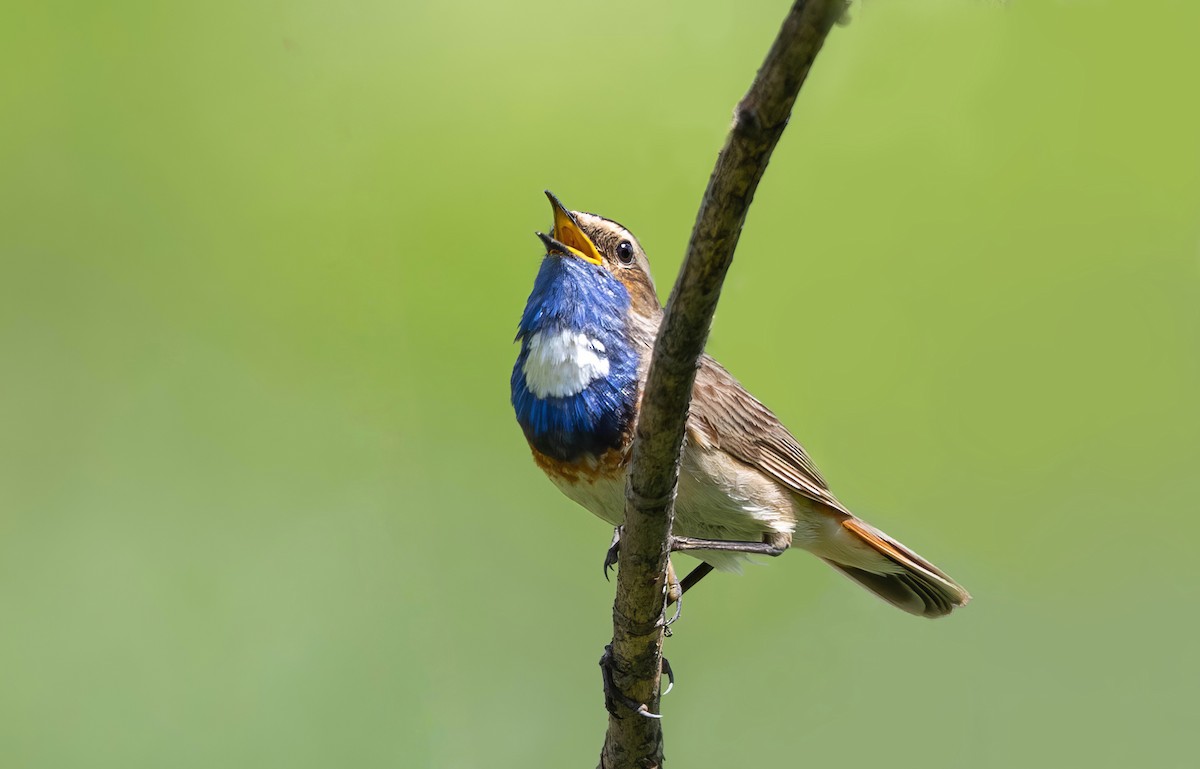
[512,323,639,463]
[531,445,629,526]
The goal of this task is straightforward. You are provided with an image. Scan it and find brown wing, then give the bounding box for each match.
[687,354,848,512]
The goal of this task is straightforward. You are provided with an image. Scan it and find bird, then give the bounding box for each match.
[511,191,970,618]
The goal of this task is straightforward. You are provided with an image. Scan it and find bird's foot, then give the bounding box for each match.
[602,526,623,581]
[599,645,672,718]
[662,589,682,637]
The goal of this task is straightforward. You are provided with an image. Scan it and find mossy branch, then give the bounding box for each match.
[598,2,848,767]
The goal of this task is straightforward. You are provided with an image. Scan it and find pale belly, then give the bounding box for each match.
[548,443,827,572]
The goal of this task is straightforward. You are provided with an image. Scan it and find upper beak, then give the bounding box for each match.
[539,190,604,266]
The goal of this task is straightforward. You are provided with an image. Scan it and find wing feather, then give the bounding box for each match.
[688,354,847,512]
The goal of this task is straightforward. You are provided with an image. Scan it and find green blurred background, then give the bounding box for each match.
[2,1,1198,767]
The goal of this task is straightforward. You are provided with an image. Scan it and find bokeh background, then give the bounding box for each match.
[3,1,1198,767]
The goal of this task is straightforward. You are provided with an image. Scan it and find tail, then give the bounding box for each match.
[821,518,970,619]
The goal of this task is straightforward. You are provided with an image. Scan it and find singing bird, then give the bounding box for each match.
[511,192,969,618]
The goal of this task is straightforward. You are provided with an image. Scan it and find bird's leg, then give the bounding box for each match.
[607,531,685,630]
[669,535,788,557]
[665,558,682,604]
[599,644,663,720]
[663,562,714,632]
[662,559,684,635]
[602,526,622,580]
[605,528,684,632]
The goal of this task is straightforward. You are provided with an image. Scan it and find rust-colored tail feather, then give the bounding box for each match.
[824,518,970,619]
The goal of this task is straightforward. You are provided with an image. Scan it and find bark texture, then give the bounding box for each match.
[598,2,848,767]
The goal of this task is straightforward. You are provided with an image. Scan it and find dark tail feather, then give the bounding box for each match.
[824,518,971,619]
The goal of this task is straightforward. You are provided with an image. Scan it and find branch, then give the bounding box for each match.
[598,2,847,767]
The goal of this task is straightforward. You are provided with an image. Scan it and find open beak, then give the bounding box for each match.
[538,190,603,266]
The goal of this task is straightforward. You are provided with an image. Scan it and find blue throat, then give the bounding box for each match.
[511,257,639,462]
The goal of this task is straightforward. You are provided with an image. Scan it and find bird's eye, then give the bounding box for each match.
[616,240,635,266]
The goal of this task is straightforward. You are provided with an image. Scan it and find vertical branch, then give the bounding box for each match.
[598,2,848,767]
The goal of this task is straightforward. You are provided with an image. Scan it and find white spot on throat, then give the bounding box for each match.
[522,329,610,398]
